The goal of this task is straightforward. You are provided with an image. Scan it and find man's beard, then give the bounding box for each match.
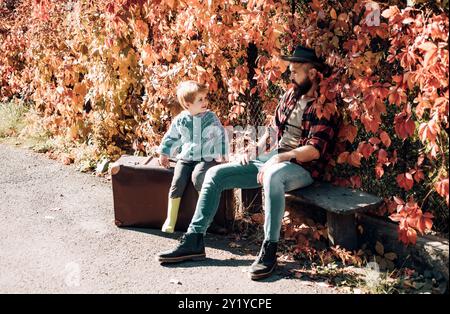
[292,77,312,95]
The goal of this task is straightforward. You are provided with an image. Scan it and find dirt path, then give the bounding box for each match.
[0,143,339,293]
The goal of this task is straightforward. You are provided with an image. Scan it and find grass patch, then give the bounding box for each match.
[0,100,28,138]
[0,100,56,154]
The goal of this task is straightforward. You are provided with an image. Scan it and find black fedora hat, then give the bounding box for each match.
[281,45,326,70]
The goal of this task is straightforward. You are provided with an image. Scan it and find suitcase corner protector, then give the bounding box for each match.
[111,163,121,175]
[114,219,124,227]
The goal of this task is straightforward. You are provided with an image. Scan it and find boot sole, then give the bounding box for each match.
[158,253,206,263]
[249,263,277,281]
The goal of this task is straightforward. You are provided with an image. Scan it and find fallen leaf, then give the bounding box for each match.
[357,225,364,234]
[62,155,73,165]
[375,241,384,256]
[384,252,397,261]
[403,280,415,289]
[385,259,395,271]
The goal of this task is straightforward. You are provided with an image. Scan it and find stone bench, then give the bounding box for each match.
[286,182,383,250]
[237,182,383,250]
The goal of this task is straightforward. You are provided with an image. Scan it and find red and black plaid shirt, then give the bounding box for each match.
[272,87,340,178]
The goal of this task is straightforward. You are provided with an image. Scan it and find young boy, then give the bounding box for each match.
[158,80,228,233]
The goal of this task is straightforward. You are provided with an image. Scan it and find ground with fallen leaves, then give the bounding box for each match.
[0,142,445,293]
[0,142,338,293]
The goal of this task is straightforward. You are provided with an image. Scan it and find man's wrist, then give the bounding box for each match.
[277,151,295,162]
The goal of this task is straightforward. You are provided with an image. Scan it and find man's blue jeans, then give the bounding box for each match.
[187,150,314,241]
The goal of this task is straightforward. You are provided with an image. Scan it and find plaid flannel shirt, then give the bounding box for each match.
[272,87,340,178]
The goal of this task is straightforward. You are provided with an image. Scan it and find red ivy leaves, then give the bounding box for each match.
[379,131,391,147]
[396,172,414,191]
[337,151,349,164]
[350,175,362,189]
[337,151,362,167]
[357,141,374,159]
[412,168,425,183]
[377,149,389,165]
[313,100,338,121]
[348,151,362,168]
[338,123,358,143]
[2,0,448,247]
[434,178,449,206]
[389,196,434,245]
[394,112,416,140]
[418,119,440,144]
[396,168,425,191]
[418,41,438,68]
[375,164,384,179]
[360,112,381,133]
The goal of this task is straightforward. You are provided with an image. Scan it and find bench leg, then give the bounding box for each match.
[327,212,357,251]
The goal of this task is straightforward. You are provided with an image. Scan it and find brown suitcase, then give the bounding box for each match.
[111,155,233,231]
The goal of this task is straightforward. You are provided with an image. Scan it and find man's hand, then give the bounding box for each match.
[238,148,258,165]
[257,154,282,185]
[256,151,297,184]
[238,151,251,165]
[237,130,270,166]
[158,154,170,168]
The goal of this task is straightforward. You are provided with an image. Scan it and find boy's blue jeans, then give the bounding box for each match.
[187,150,314,241]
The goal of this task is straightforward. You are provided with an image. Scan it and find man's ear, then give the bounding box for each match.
[308,68,317,81]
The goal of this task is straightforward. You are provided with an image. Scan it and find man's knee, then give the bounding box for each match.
[204,164,228,182]
[263,166,284,191]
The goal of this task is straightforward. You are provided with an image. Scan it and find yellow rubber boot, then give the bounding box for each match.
[161,197,181,233]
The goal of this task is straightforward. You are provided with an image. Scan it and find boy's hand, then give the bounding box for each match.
[159,154,170,168]
[215,156,227,163]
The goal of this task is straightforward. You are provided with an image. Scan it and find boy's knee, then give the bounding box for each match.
[192,171,205,191]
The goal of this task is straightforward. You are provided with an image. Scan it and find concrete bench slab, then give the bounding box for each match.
[286,182,384,250]
[287,182,383,215]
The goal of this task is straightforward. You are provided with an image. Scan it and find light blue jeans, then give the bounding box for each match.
[187,150,314,241]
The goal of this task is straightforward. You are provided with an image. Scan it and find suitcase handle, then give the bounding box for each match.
[142,156,177,166]
[143,156,152,165]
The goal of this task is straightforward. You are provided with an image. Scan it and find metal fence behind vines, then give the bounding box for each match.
[228,80,286,158]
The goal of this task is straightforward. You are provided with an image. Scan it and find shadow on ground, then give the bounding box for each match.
[123,226,260,256]
[125,226,353,285]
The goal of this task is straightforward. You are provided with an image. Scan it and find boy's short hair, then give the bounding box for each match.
[176,81,208,109]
